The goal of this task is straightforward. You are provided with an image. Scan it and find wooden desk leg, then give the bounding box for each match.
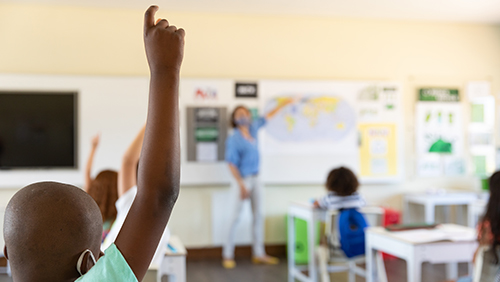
[288,213,296,282]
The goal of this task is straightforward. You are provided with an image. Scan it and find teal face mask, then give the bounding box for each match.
[74,244,138,282]
[76,249,96,276]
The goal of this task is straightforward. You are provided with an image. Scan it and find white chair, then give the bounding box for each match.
[157,236,187,282]
[471,245,500,282]
[318,206,388,282]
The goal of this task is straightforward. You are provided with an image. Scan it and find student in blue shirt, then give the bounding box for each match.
[222,102,291,269]
[3,7,184,281]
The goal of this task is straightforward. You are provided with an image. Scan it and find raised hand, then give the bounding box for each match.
[143,5,185,74]
[91,133,100,149]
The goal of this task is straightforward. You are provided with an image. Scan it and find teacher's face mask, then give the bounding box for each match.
[235,117,251,127]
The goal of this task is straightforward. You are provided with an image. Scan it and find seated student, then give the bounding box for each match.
[446,171,500,282]
[313,167,365,210]
[84,133,119,242]
[102,125,170,268]
[2,6,184,281]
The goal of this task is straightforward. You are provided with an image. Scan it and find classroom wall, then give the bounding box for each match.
[1,3,500,247]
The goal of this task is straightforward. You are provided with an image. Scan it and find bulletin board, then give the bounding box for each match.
[259,80,404,184]
[0,74,404,187]
[179,79,404,185]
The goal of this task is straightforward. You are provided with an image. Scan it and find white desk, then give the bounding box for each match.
[288,202,326,282]
[366,224,477,282]
[403,193,478,225]
[468,199,487,228]
[156,236,187,282]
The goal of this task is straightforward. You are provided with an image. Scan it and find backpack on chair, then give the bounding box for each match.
[338,208,369,258]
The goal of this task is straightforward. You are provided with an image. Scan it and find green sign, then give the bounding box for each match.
[419,88,459,102]
[195,127,218,142]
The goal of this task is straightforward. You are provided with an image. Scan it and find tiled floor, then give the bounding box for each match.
[0,258,469,282]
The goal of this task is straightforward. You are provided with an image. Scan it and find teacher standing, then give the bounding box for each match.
[222,103,290,269]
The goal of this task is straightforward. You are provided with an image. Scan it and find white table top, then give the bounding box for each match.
[367,224,476,245]
[165,235,187,256]
[405,192,479,205]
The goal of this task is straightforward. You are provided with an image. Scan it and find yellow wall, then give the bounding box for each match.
[1,3,500,247]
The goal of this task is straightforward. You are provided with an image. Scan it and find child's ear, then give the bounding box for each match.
[3,246,8,260]
[80,251,97,275]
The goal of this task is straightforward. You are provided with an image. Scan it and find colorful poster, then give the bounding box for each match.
[357,84,400,122]
[416,102,463,155]
[416,102,465,177]
[359,124,398,177]
[468,96,495,176]
[260,81,358,155]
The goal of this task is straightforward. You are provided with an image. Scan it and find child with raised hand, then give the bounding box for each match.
[84,133,119,242]
[2,5,184,282]
[102,124,171,269]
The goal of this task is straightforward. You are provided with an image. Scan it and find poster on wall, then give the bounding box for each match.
[357,84,400,122]
[468,93,495,177]
[260,81,358,155]
[260,80,403,184]
[186,107,228,162]
[358,123,398,179]
[235,82,258,98]
[415,99,465,177]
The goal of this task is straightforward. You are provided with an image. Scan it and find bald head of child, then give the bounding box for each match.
[3,182,103,282]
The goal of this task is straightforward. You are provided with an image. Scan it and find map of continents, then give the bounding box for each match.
[264,96,356,142]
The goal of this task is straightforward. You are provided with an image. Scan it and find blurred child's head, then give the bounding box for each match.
[3,182,103,281]
[87,170,118,222]
[231,106,252,128]
[326,167,359,196]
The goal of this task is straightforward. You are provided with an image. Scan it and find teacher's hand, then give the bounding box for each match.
[239,184,250,200]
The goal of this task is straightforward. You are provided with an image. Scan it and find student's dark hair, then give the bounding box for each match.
[326,167,359,196]
[87,170,119,222]
[230,105,250,128]
[483,171,500,264]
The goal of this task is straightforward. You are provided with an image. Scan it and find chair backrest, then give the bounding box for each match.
[338,208,368,258]
[473,245,500,282]
[324,206,385,253]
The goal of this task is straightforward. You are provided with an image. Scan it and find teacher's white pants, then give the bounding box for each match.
[223,175,266,259]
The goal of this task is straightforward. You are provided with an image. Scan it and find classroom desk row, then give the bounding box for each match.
[288,194,482,282]
[403,192,488,227]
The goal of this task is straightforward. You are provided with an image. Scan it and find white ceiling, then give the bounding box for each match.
[3,0,500,23]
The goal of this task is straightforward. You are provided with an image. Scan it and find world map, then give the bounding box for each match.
[264,95,356,142]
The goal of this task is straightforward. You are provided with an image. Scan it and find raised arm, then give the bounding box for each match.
[114,6,184,280]
[118,125,146,197]
[265,98,294,120]
[84,133,100,192]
